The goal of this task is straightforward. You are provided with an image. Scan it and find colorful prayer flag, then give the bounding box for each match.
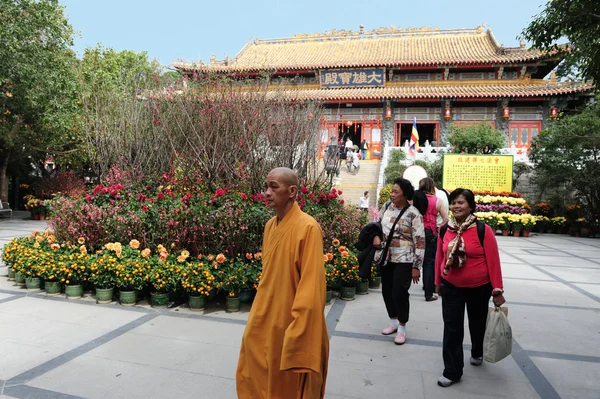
[409,118,420,156]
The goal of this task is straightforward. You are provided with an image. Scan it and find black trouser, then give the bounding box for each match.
[440,279,492,380]
[380,262,413,323]
[422,229,437,298]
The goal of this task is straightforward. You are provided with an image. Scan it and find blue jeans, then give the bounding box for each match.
[361,150,367,160]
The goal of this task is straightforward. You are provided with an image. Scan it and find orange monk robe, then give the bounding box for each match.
[236,202,330,399]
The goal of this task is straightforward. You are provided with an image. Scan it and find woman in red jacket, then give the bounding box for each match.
[435,188,506,388]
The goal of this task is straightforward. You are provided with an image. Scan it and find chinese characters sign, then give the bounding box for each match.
[442,154,513,192]
[320,68,385,88]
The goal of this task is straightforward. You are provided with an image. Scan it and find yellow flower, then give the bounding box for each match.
[129,239,140,249]
[180,250,190,258]
[105,243,114,251]
[332,239,340,247]
[33,242,40,249]
[177,255,186,263]
[141,248,151,258]
[80,246,87,254]
[216,254,226,264]
[78,237,85,245]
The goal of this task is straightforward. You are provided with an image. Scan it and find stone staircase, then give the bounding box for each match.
[335,160,381,211]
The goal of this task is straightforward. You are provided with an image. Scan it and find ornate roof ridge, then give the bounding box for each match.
[253,25,488,45]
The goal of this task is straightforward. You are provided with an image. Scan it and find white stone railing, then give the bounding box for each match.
[376,140,531,205]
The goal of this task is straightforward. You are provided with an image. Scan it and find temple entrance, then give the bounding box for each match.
[338,122,362,147]
[396,122,438,147]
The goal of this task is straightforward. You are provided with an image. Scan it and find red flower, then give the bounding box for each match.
[157,193,165,200]
[240,193,247,200]
[85,194,92,203]
[109,190,117,197]
[215,188,225,197]
[142,206,148,212]
[301,187,309,194]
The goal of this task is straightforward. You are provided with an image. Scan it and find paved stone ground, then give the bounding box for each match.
[0,216,599,399]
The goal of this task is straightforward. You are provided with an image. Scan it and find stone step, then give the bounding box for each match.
[336,161,381,209]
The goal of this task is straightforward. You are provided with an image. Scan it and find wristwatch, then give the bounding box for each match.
[492,289,504,297]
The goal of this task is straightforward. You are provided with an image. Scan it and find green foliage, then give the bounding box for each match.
[0,0,80,197]
[529,103,600,220]
[449,123,505,154]
[378,184,392,209]
[384,150,407,184]
[520,0,600,86]
[428,158,444,188]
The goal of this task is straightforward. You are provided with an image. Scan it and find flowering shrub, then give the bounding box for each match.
[475,204,527,214]
[473,190,522,198]
[475,195,527,206]
[533,202,554,217]
[181,261,216,296]
[325,239,360,287]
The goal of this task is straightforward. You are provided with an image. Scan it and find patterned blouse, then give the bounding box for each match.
[377,203,426,269]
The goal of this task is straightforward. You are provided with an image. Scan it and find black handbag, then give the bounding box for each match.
[377,205,409,267]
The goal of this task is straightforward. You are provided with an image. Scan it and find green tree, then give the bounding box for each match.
[529,103,600,220]
[383,149,407,184]
[0,0,79,201]
[77,46,164,179]
[449,123,505,154]
[520,0,600,85]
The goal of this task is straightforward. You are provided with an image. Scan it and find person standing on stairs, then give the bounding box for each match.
[360,139,368,160]
[358,191,369,213]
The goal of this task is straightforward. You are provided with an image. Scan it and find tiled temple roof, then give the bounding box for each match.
[264,80,595,101]
[173,26,564,72]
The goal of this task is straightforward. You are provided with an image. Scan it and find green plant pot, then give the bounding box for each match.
[330,279,342,291]
[119,290,137,306]
[188,294,206,311]
[226,296,241,312]
[325,290,332,305]
[95,287,114,304]
[239,289,254,304]
[340,286,356,301]
[356,280,369,295]
[14,271,25,285]
[45,281,61,295]
[65,284,83,299]
[7,267,15,281]
[369,276,381,289]
[151,292,169,308]
[25,277,41,290]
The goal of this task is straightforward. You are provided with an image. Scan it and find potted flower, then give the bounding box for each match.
[533,202,554,217]
[89,247,120,304]
[550,216,566,234]
[149,249,186,308]
[497,217,510,236]
[37,235,63,295]
[333,245,361,300]
[369,265,381,289]
[521,214,536,237]
[508,215,524,237]
[109,242,152,306]
[324,253,336,304]
[181,261,216,311]
[219,257,245,312]
[55,241,91,299]
[238,252,262,304]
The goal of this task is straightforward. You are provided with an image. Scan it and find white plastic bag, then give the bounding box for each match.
[483,306,512,363]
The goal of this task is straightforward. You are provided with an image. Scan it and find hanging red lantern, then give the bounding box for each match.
[384,107,392,119]
[502,107,511,119]
[444,107,452,119]
[550,107,559,119]
[346,120,353,127]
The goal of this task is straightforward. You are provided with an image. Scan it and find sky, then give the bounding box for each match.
[59,0,550,68]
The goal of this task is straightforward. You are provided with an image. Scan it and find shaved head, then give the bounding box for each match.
[269,167,298,188]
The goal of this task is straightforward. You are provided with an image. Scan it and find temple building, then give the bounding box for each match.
[173,25,595,159]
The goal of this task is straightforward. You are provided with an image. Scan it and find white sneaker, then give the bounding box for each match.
[437,376,460,387]
[470,356,483,366]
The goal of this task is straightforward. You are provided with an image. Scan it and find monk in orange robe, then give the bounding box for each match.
[236,167,329,399]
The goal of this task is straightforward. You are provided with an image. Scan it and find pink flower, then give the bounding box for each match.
[85,194,92,203]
